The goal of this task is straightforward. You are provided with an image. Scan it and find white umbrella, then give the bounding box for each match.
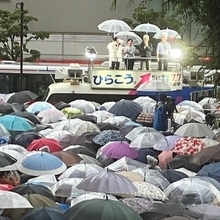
[115,31,142,45]
[200,138,219,147]
[137,79,176,92]
[133,96,156,112]
[103,116,131,127]
[174,123,215,138]
[58,163,104,180]
[133,23,160,33]
[198,97,218,109]
[153,28,181,39]
[177,100,204,112]
[27,174,57,188]
[176,105,197,113]
[98,101,116,111]
[0,190,33,209]
[98,19,131,33]
[70,192,118,207]
[89,111,114,123]
[69,100,96,114]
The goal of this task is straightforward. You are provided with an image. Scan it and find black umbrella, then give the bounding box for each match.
[73,115,97,124]
[97,122,119,131]
[109,99,143,121]
[97,153,115,167]
[84,132,102,152]
[33,124,53,133]
[140,203,189,220]
[54,101,70,111]
[14,132,42,148]
[0,103,17,115]
[136,148,161,164]
[11,111,41,125]
[119,125,138,136]
[0,151,17,167]
[11,103,25,112]
[7,90,38,104]
[19,206,66,220]
[64,145,96,158]
[160,169,188,183]
[11,183,57,201]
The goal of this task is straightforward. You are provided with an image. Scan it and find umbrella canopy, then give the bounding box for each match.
[52,178,84,198]
[160,169,188,183]
[54,101,71,111]
[51,151,82,166]
[130,132,166,149]
[58,163,103,179]
[153,28,181,39]
[0,190,33,209]
[164,178,220,206]
[133,96,156,113]
[18,152,67,176]
[0,123,11,139]
[0,151,17,167]
[23,193,58,208]
[14,132,42,149]
[7,90,38,104]
[70,192,118,207]
[98,101,116,111]
[174,123,215,138]
[140,203,188,220]
[73,114,97,124]
[64,145,96,158]
[26,101,55,114]
[97,19,131,33]
[133,23,160,33]
[78,154,102,166]
[198,97,217,109]
[69,99,95,114]
[90,111,114,123]
[27,138,62,153]
[177,100,204,112]
[101,141,138,159]
[197,162,220,182]
[137,79,176,92]
[171,136,206,155]
[96,122,119,131]
[121,197,152,214]
[76,171,137,194]
[115,31,142,45]
[108,100,143,121]
[52,119,100,136]
[0,103,17,115]
[37,108,66,124]
[0,115,33,132]
[11,112,41,125]
[64,199,142,220]
[201,137,219,147]
[131,182,167,201]
[61,107,83,119]
[0,144,28,154]
[11,183,56,201]
[103,116,131,127]
[93,130,125,146]
[174,110,205,124]
[19,206,66,220]
[187,204,220,220]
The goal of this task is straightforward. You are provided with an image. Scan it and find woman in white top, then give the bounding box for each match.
[107,37,123,70]
[124,38,136,70]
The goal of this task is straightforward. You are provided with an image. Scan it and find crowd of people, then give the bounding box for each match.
[107,34,171,71]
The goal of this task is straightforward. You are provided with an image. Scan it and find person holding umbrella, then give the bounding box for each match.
[156,34,171,71]
[124,38,136,70]
[139,34,153,70]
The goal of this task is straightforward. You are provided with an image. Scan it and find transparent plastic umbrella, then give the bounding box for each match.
[153,28,181,39]
[133,23,160,33]
[115,31,142,45]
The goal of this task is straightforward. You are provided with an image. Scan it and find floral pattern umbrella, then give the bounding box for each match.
[171,137,206,155]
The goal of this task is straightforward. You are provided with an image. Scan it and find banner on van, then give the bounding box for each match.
[90,70,182,90]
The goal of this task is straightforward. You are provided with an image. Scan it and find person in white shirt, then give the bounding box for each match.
[156,34,171,71]
[107,37,123,70]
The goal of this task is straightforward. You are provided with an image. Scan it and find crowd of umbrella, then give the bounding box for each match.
[0,91,220,219]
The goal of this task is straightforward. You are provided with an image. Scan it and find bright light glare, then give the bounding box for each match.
[85,52,97,60]
[170,49,182,59]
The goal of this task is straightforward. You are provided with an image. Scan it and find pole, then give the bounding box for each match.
[16,2,24,91]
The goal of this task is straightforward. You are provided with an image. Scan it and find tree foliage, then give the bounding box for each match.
[0,9,50,61]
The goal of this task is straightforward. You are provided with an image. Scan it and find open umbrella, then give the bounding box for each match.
[97,19,131,33]
[90,111,114,123]
[0,151,17,167]
[103,116,131,127]
[153,28,181,39]
[0,124,11,139]
[101,141,138,159]
[7,90,38,104]
[96,122,119,131]
[164,178,220,206]
[160,169,188,183]
[177,100,204,111]
[76,171,137,194]
[108,100,143,121]
[11,112,41,125]
[58,163,103,180]
[64,199,142,220]
[78,154,102,166]
[26,101,55,114]
[19,207,66,220]
[27,138,62,153]
[0,103,17,115]
[63,145,96,158]
[133,23,160,33]
[174,123,215,138]
[115,31,142,45]
[69,100,95,114]
[18,152,67,176]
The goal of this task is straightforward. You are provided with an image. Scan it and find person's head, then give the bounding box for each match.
[161,34,167,42]
[160,93,167,102]
[143,34,149,42]
[0,171,8,178]
[127,38,133,46]
[113,37,118,42]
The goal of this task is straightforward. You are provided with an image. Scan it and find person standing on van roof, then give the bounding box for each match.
[156,34,171,71]
[107,37,123,70]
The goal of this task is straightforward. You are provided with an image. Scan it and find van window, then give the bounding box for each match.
[47,93,140,104]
